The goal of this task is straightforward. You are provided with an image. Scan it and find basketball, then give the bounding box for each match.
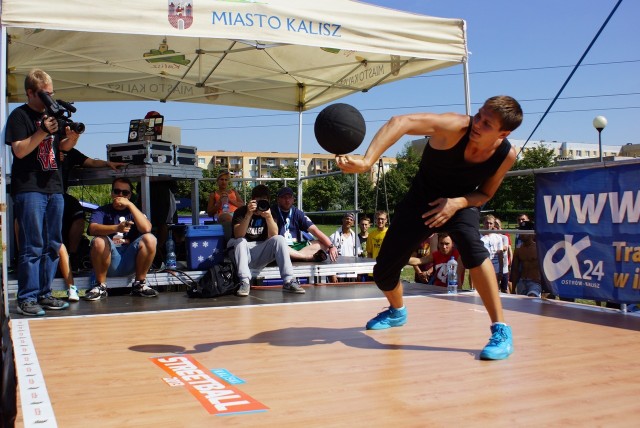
[314,103,366,155]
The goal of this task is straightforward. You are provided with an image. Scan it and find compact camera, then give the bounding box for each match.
[256,199,270,212]
[38,91,85,134]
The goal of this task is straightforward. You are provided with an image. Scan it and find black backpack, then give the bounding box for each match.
[187,257,239,298]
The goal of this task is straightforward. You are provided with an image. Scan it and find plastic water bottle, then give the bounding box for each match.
[221,194,229,213]
[447,256,458,294]
[114,216,125,247]
[165,230,177,270]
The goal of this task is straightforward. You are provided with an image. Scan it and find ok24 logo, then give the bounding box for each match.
[542,234,605,282]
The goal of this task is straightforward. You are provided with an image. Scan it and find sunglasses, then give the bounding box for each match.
[112,188,131,196]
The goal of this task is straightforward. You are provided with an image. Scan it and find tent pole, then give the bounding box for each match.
[463,60,471,116]
[297,109,303,210]
[1,25,10,315]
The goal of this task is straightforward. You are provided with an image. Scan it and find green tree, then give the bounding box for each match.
[487,143,556,216]
[267,165,298,200]
[374,141,419,215]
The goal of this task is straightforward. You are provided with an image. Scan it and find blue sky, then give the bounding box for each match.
[34,0,640,160]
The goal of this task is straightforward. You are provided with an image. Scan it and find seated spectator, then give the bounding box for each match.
[358,215,371,257]
[409,232,465,288]
[272,186,338,263]
[228,185,305,297]
[510,221,542,297]
[328,212,362,283]
[206,170,245,240]
[84,178,158,300]
[367,210,389,260]
[410,234,436,284]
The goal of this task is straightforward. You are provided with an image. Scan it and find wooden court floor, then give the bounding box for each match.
[11,284,640,427]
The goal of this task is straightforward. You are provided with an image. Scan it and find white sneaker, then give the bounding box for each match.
[68,285,80,302]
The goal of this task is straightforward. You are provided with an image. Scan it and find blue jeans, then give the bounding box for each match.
[14,192,63,303]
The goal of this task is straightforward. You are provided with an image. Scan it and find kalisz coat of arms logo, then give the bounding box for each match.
[168,1,193,30]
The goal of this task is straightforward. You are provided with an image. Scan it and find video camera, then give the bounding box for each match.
[38,91,85,134]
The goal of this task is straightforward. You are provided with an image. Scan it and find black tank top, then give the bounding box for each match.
[410,116,511,204]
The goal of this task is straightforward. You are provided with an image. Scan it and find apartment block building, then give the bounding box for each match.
[196,150,397,183]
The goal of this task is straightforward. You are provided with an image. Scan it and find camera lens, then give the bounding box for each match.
[257,200,270,211]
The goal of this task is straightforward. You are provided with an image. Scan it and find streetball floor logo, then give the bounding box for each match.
[543,234,604,282]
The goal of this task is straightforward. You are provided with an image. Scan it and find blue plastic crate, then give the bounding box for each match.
[184,225,225,270]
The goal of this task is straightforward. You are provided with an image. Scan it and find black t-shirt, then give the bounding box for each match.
[5,104,63,195]
[232,206,268,242]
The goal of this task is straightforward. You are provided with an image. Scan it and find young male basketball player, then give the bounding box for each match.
[336,95,522,360]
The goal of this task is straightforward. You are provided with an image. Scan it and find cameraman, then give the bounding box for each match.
[228,185,305,297]
[5,69,80,316]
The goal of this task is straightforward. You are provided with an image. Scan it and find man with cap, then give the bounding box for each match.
[273,186,338,263]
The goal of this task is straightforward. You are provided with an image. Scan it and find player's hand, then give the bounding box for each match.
[335,155,370,174]
[422,197,458,228]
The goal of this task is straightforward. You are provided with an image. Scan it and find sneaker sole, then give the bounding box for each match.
[282,288,305,294]
[132,292,158,298]
[17,308,45,316]
[39,304,70,310]
[83,294,107,301]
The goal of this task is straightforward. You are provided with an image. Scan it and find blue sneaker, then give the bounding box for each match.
[479,324,513,360]
[366,307,407,330]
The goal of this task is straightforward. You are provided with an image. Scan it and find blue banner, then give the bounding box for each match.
[535,163,640,303]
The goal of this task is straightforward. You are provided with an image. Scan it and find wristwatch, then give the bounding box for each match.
[328,244,335,249]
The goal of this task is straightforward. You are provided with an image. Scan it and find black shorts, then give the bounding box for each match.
[373,197,488,291]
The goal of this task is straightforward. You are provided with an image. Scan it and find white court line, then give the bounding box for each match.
[11,319,58,428]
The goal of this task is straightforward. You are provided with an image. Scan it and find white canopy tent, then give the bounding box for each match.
[1,0,469,309]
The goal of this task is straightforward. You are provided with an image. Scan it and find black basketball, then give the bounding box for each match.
[314,103,366,155]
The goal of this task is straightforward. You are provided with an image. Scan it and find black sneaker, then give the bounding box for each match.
[131,280,159,298]
[84,283,108,301]
[17,301,45,316]
[38,296,70,310]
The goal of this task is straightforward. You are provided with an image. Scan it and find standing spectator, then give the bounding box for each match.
[515,213,530,248]
[272,186,338,263]
[366,210,389,260]
[6,69,80,316]
[494,217,512,293]
[229,185,305,297]
[510,221,542,297]
[479,215,505,292]
[84,178,158,300]
[357,216,371,257]
[328,213,361,283]
[409,232,465,288]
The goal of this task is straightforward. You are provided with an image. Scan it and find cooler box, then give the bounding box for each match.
[184,224,225,270]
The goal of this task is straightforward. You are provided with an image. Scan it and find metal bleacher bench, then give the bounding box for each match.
[5,256,375,300]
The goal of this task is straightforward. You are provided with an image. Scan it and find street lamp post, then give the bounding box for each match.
[592,116,608,162]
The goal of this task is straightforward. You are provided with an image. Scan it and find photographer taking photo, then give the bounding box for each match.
[227,184,305,297]
[5,68,81,316]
